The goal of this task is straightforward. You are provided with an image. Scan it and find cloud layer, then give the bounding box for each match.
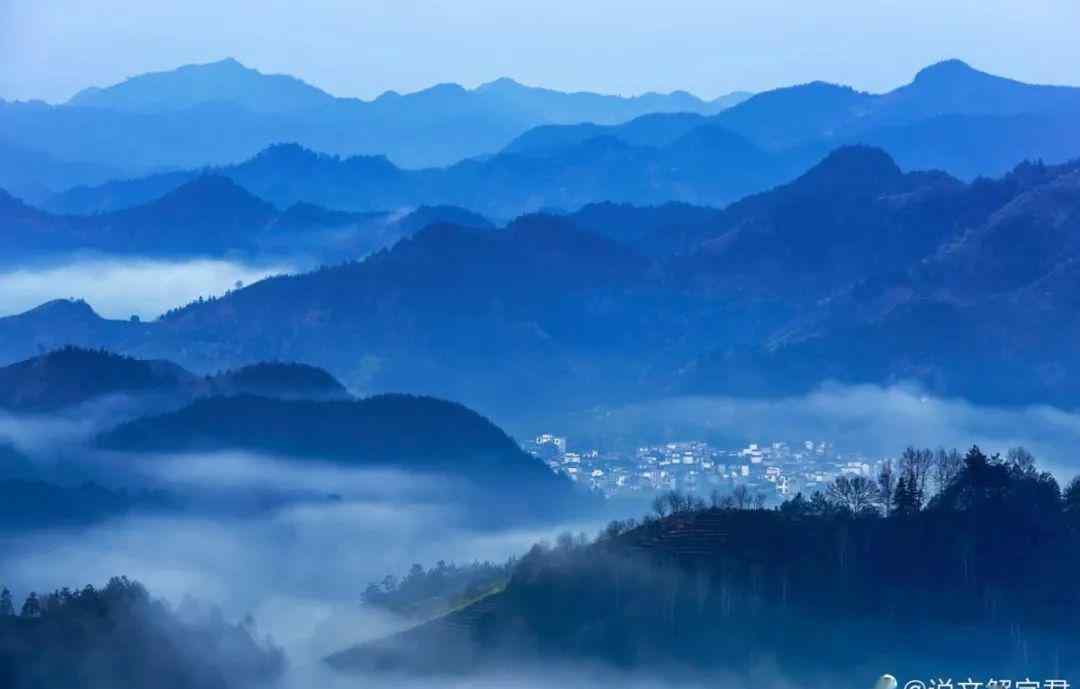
[0,257,290,320]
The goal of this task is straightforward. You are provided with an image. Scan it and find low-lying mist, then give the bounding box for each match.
[0,256,292,319]
[576,382,1080,480]
[0,445,606,678]
[6,383,1080,687]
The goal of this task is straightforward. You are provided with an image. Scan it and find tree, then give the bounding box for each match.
[0,588,14,617]
[809,491,832,516]
[933,448,963,495]
[732,485,751,510]
[899,447,933,509]
[20,592,41,618]
[1065,476,1080,515]
[652,494,670,518]
[877,460,895,516]
[1006,446,1037,475]
[826,475,881,515]
[892,474,920,517]
[780,492,811,517]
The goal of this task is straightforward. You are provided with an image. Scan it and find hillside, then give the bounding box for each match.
[0,347,348,412]
[97,394,580,520]
[330,449,1080,682]
[10,149,1080,414]
[0,347,194,413]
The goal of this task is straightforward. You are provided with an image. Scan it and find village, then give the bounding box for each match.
[527,433,881,504]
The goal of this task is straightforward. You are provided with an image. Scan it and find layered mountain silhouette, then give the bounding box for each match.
[10,59,1080,218]
[503,60,1080,180]
[41,135,804,220]
[1,58,749,182]
[35,61,1080,223]
[1,175,492,261]
[7,147,1080,415]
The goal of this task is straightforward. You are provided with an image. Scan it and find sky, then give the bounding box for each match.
[2,0,1080,103]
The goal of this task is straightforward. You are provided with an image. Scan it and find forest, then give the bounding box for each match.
[0,577,284,689]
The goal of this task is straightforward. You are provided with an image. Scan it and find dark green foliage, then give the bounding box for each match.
[337,446,1080,682]
[363,560,513,619]
[0,577,284,689]
[0,346,192,412]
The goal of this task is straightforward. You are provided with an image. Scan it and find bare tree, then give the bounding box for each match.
[933,447,963,495]
[826,475,881,514]
[1006,446,1036,475]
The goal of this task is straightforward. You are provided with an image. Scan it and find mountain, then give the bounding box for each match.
[0,300,147,365]
[210,362,349,400]
[0,347,349,412]
[3,59,748,172]
[40,133,808,220]
[0,139,120,204]
[3,175,493,262]
[11,149,1080,416]
[39,62,1080,222]
[874,59,1080,124]
[686,157,1080,405]
[502,60,1080,181]
[98,394,581,520]
[0,347,194,413]
[68,57,336,114]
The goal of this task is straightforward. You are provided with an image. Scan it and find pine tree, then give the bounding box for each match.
[20,592,41,618]
[0,588,14,617]
[892,474,920,517]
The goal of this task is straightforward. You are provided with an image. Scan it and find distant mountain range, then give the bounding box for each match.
[504,60,1080,180]
[36,136,802,222]
[0,174,492,262]
[5,147,1080,419]
[0,57,750,198]
[23,60,1080,222]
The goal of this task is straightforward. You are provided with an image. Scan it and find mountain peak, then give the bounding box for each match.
[791,146,903,194]
[26,298,101,321]
[67,58,334,114]
[913,59,979,83]
[477,77,526,92]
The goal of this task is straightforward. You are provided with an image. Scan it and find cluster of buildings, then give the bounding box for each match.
[529,434,878,504]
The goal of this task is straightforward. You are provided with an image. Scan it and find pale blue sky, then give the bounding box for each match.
[3,0,1080,103]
